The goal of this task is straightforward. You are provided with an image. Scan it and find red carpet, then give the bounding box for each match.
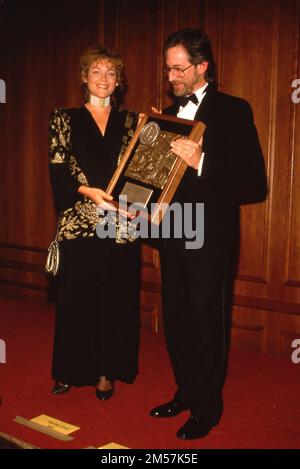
[0,297,299,449]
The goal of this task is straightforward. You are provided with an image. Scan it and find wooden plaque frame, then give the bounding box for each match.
[106,112,206,225]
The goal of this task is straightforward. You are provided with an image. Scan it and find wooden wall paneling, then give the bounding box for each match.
[286,0,300,290]
[140,299,161,333]
[231,306,267,354]
[139,241,162,333]
[101,0,162,113]
[0,4,34,298]
[143,243,160,268]
[214,0,273,290]
[1,0,299,352]
[100,0,118,48]
[0,244,48,301]
[278,325,300,360]
[204,0,300,303]
[177,0,205,29]
[0,0,100,301]
[204,0,300,355]
[101,0,205,110]
[269,0,300,303]
[203,0,223,80]
[159,0,205,110]
[232,304,300,359]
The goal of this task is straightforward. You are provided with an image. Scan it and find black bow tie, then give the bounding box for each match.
[176,93,199,107]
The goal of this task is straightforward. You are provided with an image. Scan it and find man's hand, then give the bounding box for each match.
[151,106,162,114]
[171,137,203,170]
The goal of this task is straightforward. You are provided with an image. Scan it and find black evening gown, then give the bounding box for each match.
[50,106,141,386]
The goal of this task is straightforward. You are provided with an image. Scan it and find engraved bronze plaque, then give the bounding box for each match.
[106,112,206,225]
[124,130,186,190]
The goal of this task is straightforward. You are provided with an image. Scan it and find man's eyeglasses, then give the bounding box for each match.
[161,64,194,78]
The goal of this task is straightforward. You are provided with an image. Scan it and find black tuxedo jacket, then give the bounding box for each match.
[164,83,267,206]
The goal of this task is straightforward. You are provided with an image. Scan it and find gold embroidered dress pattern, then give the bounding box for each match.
[49,108,138,241]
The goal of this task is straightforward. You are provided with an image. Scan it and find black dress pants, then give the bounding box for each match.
[160,204,238,422]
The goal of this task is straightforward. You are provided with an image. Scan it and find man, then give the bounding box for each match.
[150,29,267,440]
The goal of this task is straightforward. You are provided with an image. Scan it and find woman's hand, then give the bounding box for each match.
[78,185,135,218]
[78,186,114,210]
[138,112,146,125]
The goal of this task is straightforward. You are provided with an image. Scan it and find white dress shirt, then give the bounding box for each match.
[177,83,208,176]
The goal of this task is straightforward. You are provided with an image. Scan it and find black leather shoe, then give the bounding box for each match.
[176,416,214,440]
[150,399,189,418]
[95,388,114,401]
[52,382,71,395]
[191,392,223,427]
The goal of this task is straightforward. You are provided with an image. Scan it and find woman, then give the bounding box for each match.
[48,47,141,400]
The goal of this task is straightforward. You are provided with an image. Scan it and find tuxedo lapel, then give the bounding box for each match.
[194,83,217,124]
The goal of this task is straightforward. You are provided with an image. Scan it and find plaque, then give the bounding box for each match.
[106,112,206,225]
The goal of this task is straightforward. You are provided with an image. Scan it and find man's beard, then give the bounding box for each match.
[171,81,192,97]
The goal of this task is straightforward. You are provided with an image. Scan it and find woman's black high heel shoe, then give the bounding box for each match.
[95,379,114,401]
[95,387,114,400]
[52,381,71,395]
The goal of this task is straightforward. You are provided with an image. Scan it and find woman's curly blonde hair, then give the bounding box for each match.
[80,47,126,106]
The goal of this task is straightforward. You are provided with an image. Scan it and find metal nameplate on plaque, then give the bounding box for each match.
[120,181,153,207]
